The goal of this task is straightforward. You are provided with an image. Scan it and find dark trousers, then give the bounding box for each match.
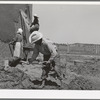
[43,55,51,61]
[41,55,55,80]
[9,57,21,67]
[41,55,62,82]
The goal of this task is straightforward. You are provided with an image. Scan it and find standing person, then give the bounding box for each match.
[13,28,23,58]
[23,14,39,61]
[9,28,23,67]
[30,14,39,33]
[28,31,61,88]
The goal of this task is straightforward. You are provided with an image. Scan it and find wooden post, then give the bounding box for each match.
[96,45,98,54]
[67,43,69,53]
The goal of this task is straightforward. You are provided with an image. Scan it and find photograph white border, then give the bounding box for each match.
[0,90,100,99]
[0,1,100,99]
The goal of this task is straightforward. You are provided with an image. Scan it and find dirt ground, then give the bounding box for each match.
[0,54,100,90]
[1,42,100,90]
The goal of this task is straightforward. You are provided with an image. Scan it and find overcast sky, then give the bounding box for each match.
[33,4,100,44]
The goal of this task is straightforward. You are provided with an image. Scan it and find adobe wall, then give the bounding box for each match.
[0,4,32,43]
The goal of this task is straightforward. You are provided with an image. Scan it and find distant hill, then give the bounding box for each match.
[55,43,100,55]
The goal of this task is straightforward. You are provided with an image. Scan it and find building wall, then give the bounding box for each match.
[0,4,32,43]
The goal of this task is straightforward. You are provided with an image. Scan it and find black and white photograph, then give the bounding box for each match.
[1,2,100,97]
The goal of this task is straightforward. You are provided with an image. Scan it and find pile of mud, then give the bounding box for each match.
[0,67,34,89]
[0,59,98,90]
[68,60,100,77]
[0,63,62,89]
[67,76,95,90]
[0,64,97,90]
[0,52,100,89]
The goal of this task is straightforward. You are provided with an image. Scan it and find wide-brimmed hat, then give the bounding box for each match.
[29,31,43,44]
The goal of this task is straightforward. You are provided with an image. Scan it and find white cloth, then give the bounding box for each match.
[14,42,23,58]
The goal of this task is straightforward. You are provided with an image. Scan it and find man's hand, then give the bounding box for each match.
[42,60,52,65]
[46,60,51,64]
[47,60,55,67]
[28,58,33,63]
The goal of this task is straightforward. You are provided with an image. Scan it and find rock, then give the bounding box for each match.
[67,76,94,90]
[13,84,24,89]
[0,81,14,89]
[16,64,42,81]
[21,78,34,89]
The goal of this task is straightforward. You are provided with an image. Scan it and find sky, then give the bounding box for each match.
[33,4,100,44]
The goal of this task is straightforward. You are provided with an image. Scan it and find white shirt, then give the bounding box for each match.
[32,38,57,61]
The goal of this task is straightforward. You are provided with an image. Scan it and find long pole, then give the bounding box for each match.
[8,43,13,57]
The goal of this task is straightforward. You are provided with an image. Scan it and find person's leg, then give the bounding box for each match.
[22,49,29,61]
[43,55,51,61]
[40,55,51,88]
[9,57,21,67]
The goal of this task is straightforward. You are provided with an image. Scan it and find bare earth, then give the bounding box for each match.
[0,42,100,90]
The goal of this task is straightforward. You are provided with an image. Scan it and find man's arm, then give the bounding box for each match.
[47,43,57,62]
[28,45,39,63]
[30,24,39,33]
